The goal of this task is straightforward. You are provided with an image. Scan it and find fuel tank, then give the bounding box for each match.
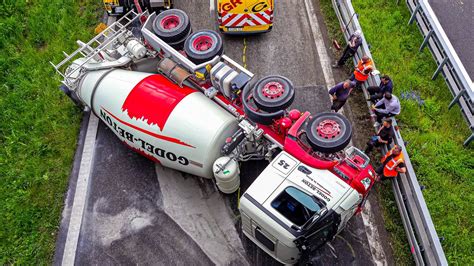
[76,69,239,178]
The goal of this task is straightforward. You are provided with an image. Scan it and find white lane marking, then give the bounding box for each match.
[61,114,99,266]
[361,199,388,266]
[61,16,116,266]
[210,0,215,17]
[303,0,387,264]
[303,0,336,89]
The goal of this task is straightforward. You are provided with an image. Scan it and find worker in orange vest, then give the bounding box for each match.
[350,55,374,86]
[376,145,406,181]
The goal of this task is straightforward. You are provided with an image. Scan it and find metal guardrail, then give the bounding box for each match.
[406,0,474,146]
[331,0,448,265]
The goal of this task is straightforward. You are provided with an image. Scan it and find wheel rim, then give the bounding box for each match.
[161,15,180,30]
[262,81,284,99]
[192,35,214,51]
[316,119,341,139]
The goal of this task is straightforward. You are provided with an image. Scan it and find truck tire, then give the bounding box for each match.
[242,82,285,125]
[184,30,223,64]
[252,75,295,113]
[305,112,352,153]
[153,9,191,43]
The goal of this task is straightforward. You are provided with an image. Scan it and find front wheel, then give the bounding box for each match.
[252,75,295,113]
[305,112,352,153]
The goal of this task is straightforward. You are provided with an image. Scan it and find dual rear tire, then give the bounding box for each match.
[184,30,224,64]
[153,9,191,44]
[242,75,296,126]
[153,9,192,50]
[153,9,223,64]
[252,76,295,113]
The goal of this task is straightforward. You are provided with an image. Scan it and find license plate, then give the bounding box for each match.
[227,27,243,31]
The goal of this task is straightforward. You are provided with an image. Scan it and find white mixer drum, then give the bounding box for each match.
[76,68,239,178]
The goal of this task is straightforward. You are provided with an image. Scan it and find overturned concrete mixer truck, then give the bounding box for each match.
[51,9,376,264]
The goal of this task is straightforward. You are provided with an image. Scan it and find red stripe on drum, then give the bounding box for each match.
[122,74,196,131]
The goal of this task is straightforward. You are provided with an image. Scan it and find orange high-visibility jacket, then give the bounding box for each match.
[353,59,374,82]
[380,146,405,177]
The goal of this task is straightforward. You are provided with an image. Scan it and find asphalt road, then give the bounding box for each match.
[54,0,393,265]
[428,0,474,79]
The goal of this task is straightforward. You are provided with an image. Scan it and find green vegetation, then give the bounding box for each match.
[0,1,101,263]
[320,0,474,264]
[319,2,413,264]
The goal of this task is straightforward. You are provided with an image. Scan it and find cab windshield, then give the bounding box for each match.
[271,186,324,226]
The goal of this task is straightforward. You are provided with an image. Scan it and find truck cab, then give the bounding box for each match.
[240,150,372,264]
[217,0,274,34]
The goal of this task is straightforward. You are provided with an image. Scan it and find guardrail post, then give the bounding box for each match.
[464,132,474,146]
[419,29,433,51]
[408,4,421,25]
[431,57,448,80]
[448,89,466,109]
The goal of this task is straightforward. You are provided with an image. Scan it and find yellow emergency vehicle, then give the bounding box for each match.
[217,0,274,34]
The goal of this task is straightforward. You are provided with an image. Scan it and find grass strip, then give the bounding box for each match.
[320,0,474,264]
[0,1,101,263]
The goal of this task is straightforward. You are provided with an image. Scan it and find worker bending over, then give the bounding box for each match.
[333,30,363,68]
[329,80,357,112]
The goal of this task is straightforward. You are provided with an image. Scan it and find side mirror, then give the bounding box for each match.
[302,207,327,231]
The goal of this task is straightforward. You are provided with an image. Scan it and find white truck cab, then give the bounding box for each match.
[240,151,362,264]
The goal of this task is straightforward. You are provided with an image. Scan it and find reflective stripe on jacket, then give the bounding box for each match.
[380,146,405,177]
[353,59,373,82]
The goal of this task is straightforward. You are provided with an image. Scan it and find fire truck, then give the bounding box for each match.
[51,10,376,264]
[217,0,274,34]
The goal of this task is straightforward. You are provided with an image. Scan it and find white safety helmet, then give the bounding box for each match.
[353,30,362,37]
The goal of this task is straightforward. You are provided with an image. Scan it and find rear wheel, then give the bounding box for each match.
[153,9,191,43]
[252,75,295,113]
[305,112,352,153]
[242,82,286,125]
[184,30,223,64]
